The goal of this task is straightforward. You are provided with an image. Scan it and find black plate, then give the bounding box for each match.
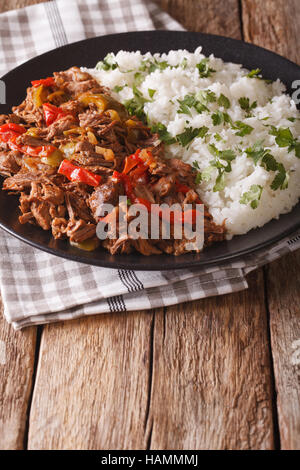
[0,31,299,270]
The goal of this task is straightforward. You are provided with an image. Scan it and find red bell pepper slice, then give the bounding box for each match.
[123,156,140,174]
[112,171,150,209]
[6,138,58,158]
[121,173,136,202]
[122,150,143,173]
[0,123,59,158]
[112,170,123,182]
[0,123,26,144]
[175,180,192,195]
[129,164,148,183]
[58,159,102,187]
[20,144,57,158]
[43,103,67,126]
[31,77,55,88]
[0,123,26,134]
[122,150,149,188]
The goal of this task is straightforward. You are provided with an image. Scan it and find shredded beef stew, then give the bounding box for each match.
[0,67,225,255]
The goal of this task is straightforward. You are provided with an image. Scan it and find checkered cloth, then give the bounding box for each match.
[0,0,299,329]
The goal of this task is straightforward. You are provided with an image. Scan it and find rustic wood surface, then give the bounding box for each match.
[241,0,300,450]
[0,0,299,450]
[0,294,37,450]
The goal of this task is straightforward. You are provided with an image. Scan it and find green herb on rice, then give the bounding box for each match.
[113,85,126,93]
[123,85,149,123]
[196,58,216,78]
[176,126,209,147]
[151,122,176,145]
[245,141,289,190]
[239,184,263,209]
[205,144,236,191]
[269,126,300,158]
[96,53,118,71]
[217,94,230,109]
[238,97,257,116]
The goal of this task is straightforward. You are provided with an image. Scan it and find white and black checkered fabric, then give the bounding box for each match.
[0,0,299,329]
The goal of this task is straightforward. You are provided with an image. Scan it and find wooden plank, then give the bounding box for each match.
[242,0,300,450]
[0,294,37,449]
[159,0,241,39]
[28,312,154,450]
[148,271,274,449]
[266,253,300,449]
[241,0,300,64]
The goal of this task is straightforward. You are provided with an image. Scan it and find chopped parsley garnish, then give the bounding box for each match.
[240,184,263,209]
[196,59,216,78]
[192,160,205,184]
[270,163,289,190]
[113,84,126,93]
[260,153,279,172]
[196,89,217,105]
[246,68,262,78]
[138,57,191,74]
[148,88,156,98]
[211,111,253,137]
[174,90,218,117]
[192,161,203,183]
[139,58,169,74]
[245,141,269,165]
[177,95,198,116]
[214,133,223,142]
[194,172,202,184]
[177,92,216,116]
[176,126,209,147]
[124,85,149,123]
[200,165,215,183]
[269,126,300,158]
[180,57,188,69]
[246,68,273,83]
[152,123,209,147]
[134,72,144,86]
[238,97,257,116]
[96,53,118,71]
[151,122,176,145]
[245,141,289,190]
[206,144,236,191]
[211,111,232,126]
[217,94,230,109]
[213,173,226,192]
[208,144,236,170]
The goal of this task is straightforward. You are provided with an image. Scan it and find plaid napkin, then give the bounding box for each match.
[0,0,299,330]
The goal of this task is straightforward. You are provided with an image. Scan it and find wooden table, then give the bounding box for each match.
[0,0,299,451]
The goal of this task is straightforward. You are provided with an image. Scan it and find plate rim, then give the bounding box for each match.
[2,29,300,83]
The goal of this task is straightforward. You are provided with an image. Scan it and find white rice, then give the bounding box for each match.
[83,47,300,236]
